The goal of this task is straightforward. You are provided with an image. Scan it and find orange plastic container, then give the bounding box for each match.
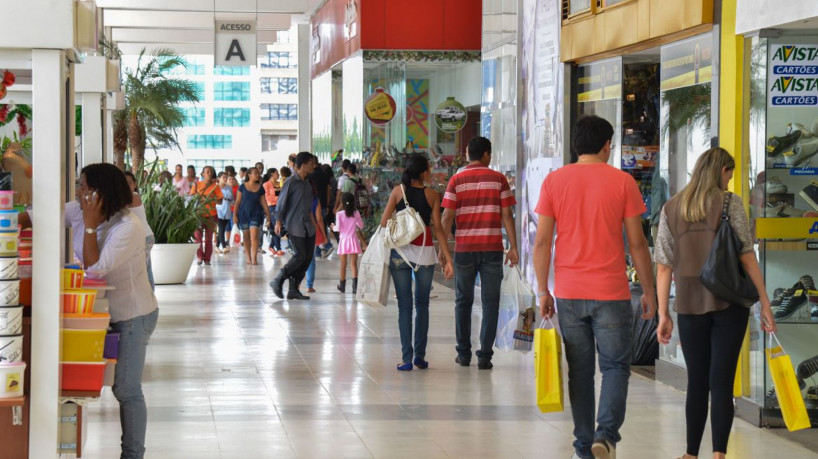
[60,361,106,391]
[62,313,111,330]
[19,278,30,306]
[62,289,97,314]
[61,329,106,362]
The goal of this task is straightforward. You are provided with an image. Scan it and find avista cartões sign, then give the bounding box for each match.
[773,45,818,63]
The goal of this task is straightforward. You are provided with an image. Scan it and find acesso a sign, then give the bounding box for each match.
[215,20,257,66]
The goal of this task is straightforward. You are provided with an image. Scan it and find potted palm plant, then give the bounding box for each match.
[138,165,216,284]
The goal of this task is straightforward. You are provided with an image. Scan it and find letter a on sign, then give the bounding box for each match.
[226,40,246,62]
[215,20,257,66]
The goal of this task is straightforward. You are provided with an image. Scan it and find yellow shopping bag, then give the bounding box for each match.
[766,333,811,432]
[534,318,563,413]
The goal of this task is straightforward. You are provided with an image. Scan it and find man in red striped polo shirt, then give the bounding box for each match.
[441,136,518,370]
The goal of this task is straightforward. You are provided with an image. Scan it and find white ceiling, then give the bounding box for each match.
[97,0,325,55]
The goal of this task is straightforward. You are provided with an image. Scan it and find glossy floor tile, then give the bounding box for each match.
[75,248,818,459]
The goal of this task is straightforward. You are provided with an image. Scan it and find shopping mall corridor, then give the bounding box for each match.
[78,250,818,459]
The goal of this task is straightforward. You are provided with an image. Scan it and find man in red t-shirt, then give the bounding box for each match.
[533,116,656,459]
[442,136,518,370]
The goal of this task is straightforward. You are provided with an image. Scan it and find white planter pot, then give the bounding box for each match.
[150,243,198,285]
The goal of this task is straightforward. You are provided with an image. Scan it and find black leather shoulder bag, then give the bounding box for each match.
[699,192,760,307]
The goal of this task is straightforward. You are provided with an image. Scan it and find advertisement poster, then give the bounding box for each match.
[364,88,396,125]
[433,97,467,133]
[518,0,563,291]
[577,58,622,102]
[768,43,818,107]
[621,146,658,170]
[660,33,713,91]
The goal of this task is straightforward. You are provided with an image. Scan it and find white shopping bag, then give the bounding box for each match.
[496,265,537,352]
[356,228,391,306]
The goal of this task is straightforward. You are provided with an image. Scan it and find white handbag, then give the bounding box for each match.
[383,184,425,249]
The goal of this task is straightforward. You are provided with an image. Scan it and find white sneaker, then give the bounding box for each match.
[591,439,615,459]
[785,138,818,166]
[766,176,788,194]
[570,454,583,459]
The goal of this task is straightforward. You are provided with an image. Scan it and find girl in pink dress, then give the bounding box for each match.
[334,192,366,294]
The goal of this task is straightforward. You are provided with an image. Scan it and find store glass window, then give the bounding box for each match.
[214,66,250,76]
[260,77,298,94]
[568,0,591,15]
[187,135,233,149]
[260,103,298,121]
[182,107,206,127]
[214,108,251,127]
[276,30,290,44]
[260,52,297,69]
[214,82,250,101]
[602,0,629,7]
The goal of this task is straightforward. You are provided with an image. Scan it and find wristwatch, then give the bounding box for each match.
[537,291,549,297]
[85,227,97,235]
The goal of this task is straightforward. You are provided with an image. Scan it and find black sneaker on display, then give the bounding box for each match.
[766,386,780,409]
[774,289,809,321]
[812,303,818,322]
[767,130,802,156]
[800,182,818,211]
[771,276,815,308]
[806,387,818,409]
[797,355,818,381]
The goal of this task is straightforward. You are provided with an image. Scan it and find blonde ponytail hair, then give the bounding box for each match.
[678,147,735,223]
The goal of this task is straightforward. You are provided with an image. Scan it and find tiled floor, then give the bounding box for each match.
[77,249,818,459]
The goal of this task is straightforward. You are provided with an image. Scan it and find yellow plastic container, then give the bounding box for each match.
[62,269,84,289]
[61,329,106,362]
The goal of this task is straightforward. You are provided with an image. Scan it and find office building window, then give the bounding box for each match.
[276,30,291,44]
[187,135,233,149]
[214,82,250,101]
[262,133,297,152]
[182,107,206,127]
[214,108,251,127]
[191,81,205,99]
[260,52,297,69]
[260,77,297,94]
[214,66,250,76]
[161,59,205,76]
[260,104,298,121]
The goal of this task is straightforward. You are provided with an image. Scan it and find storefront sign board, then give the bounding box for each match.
[214,20,257,66]
[769,44,818,107]
[660,33,713,91]
[433,97,467,133]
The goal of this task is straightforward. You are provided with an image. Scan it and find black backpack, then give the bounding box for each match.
[351,177,371,211]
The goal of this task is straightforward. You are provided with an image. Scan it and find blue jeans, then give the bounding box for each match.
[110,308,159,459]
[268,206,281,250]
[453,251,504,362]
[306,256,316,288]
[389,250,435,364]
[557,298,633,458]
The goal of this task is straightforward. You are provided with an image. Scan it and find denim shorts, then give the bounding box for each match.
[238,218,262,231]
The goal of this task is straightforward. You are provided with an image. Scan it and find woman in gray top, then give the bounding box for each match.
[654,148,776,459]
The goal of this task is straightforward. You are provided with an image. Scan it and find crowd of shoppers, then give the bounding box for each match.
[67,114,776,459]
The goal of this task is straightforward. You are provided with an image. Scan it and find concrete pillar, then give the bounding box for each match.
[297,23,311,152]
[30,49,68,459]
[81,92,103,166]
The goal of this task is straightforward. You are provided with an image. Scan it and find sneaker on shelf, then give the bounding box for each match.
[786,138,818,167]
[767,130,802,157]
[805,386,818,409]
[765,176,789,194]
[797,355,818,381]
[789,122,816,138]
[811,303,818,322]
[766,386,779,409]
[774,289,809,321]
[778,203,808,217]
[771,275,815,308]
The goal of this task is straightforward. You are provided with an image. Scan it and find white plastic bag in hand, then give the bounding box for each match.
[496,265,536,352]
[356,227,391,306]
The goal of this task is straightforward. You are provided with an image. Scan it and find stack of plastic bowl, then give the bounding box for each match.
[60,267,108,392]
[0,198,24,399]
